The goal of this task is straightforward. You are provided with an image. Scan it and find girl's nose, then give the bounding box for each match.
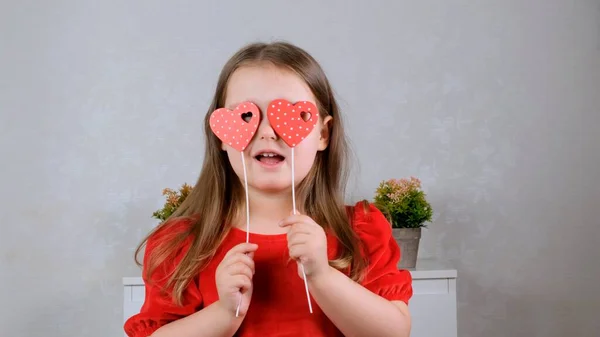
[257,112,277,140]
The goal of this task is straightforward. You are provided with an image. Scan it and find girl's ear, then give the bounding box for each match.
[318,116,333,151]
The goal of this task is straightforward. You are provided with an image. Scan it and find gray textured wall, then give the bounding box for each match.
[1,1,599,336]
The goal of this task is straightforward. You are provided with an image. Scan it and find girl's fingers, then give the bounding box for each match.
[233,275,252,292]
[287,232,311,247]
[228,261,254,279]
[225,243,258,258]
[288,244,308,260]
[278,215,315,229]
[230,253,255,269]
[282,223,313,237]
[223,251,255,270]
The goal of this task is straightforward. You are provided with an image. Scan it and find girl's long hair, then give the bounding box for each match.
[134,41,367,305]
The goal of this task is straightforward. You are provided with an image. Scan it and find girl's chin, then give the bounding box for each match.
[244,178,292,193]
[251,183,292,194]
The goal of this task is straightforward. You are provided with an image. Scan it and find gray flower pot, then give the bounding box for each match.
[392,228,421,269]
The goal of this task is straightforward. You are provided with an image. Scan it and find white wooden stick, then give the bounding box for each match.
[292,147,313,314]
[236,151,250,317]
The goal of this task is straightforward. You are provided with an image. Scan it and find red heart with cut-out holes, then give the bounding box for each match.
[266,99,319,147]
[209,102,260,152]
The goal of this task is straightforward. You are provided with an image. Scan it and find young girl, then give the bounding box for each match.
[124,41,413,337]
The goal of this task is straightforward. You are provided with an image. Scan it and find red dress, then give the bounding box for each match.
[124,202,413,336]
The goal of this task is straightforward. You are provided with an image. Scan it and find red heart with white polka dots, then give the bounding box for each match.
[266,99,319,147]
[209,102,260,152]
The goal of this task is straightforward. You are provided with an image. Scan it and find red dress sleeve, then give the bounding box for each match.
[124,219,203,337]
[353,202,414,305]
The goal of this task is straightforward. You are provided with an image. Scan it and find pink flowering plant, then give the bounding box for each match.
[373,177,433,228]
[152,183,193,222]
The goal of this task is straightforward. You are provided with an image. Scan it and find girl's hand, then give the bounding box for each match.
[215,243,258,316]
[279,212,330,280]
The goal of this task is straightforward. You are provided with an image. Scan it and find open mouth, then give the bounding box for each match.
[254,152,285,165]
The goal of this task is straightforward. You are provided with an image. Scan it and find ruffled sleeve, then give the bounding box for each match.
[352,202,413,305]
[124,218,203,337]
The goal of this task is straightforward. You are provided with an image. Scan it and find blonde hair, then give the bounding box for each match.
[134,41,367,305]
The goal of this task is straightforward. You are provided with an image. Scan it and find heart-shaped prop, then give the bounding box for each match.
[209,102,260,152]
[266,98,319,314]
[266,99,319,147]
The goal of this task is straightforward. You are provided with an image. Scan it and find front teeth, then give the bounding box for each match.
[261,153,277,157]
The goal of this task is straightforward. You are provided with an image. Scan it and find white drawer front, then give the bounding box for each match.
[123,286,145,337]
[131,285,145,301]
[409,278,457,337]
[412,278,449,295]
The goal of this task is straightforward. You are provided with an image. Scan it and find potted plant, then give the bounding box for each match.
[373,176,433,269]
[152,183,193,222]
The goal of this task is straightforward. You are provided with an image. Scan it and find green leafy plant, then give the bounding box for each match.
[373,176,433,228]
[152,183,193,222]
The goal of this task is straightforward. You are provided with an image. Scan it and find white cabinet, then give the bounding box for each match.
[406,259,457,337]
[122,259,456,337]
